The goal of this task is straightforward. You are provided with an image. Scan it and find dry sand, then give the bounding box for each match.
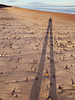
[0,6,75,100]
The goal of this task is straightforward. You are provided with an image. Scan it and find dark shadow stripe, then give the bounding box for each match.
[48,18,57,100]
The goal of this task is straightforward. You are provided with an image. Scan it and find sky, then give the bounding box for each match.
[0,0,75,6]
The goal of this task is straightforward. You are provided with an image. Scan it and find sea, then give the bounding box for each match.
[21,6,75,14]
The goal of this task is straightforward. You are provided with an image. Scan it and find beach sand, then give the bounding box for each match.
[0,6,75,100]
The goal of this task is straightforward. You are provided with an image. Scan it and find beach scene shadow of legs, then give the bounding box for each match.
[48,18,57,100]
[29,17,57,100]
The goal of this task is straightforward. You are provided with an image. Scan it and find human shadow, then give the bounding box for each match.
[29,18,49,100]
[0,4,12,8]
[29,17,57,100]
[47,18,57,100]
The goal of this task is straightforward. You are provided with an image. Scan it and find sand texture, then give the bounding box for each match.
[0,6,75,100]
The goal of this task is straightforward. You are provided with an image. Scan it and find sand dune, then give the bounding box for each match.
[0,6,75,100]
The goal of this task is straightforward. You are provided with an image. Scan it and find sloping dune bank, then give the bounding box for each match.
[0,6,75,100]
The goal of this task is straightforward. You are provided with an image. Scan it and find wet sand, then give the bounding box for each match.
[0,6,75,100]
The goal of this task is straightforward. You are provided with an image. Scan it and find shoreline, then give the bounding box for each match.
[14,6,75,15]
[0,4,75,15]
[20,6,75,15]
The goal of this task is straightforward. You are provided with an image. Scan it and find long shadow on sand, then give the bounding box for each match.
[29,18,57,100]
[48,18,57,100]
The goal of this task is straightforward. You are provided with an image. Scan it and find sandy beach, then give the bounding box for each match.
[0,6,75,100]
